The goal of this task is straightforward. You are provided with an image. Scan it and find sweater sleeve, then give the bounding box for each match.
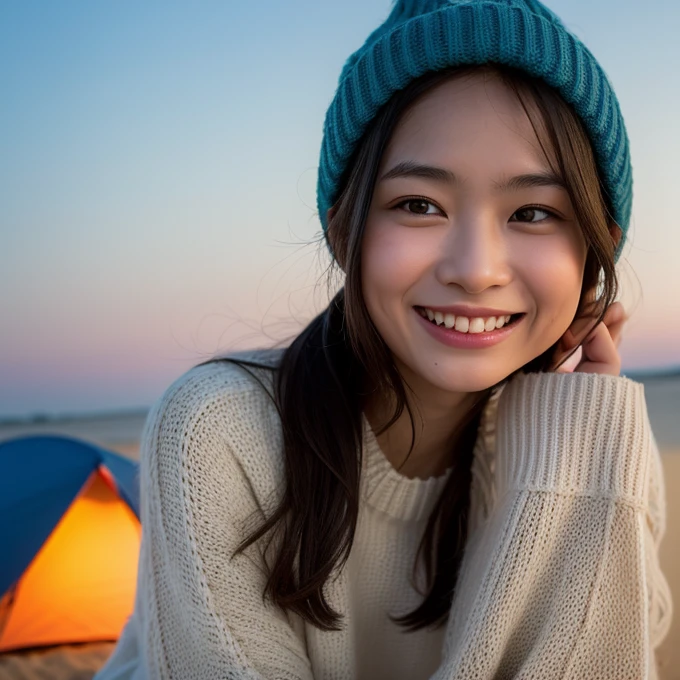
[103,367,314,680]
[433,371,673,680]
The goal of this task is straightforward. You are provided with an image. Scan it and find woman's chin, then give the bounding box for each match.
[421,363,522,395]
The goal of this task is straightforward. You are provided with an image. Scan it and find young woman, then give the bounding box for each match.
[97,1,672,678]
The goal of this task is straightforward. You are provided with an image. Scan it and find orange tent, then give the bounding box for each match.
[0,436,141,652]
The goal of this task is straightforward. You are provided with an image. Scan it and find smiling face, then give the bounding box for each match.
[360,71,588,400]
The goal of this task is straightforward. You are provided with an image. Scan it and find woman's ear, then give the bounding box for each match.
[609,222,622,250]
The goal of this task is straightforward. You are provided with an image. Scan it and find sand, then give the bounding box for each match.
[655,450,680,679]
[0,643,115,680]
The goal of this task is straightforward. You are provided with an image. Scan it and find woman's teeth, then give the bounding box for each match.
[419,307,514,334]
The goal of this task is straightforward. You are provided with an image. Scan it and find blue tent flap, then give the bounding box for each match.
[0,435,140,596]
[99,448,140,520]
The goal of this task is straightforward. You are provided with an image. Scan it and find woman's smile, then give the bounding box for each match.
[414,306,526,349]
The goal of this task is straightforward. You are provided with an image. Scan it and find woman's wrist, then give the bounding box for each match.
[494,371,651,503]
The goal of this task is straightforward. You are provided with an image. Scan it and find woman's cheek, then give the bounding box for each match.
[522,251,584,342]
[363,223,435,287]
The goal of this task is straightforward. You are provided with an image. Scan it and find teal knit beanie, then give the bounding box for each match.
[316,0,631,261]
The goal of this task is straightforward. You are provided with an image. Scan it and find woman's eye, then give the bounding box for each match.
[394,198,442,216]
[511,206,556,223]
[392,201,558,222]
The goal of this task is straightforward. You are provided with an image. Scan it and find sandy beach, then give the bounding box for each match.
[1,375,679,678]
[655,450,680,678]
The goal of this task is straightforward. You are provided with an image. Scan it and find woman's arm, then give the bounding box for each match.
[99,366,314,680]
[433,371,672,679]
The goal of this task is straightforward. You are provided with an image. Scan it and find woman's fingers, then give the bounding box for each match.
[551,302,627,375]
[554,345,582,373]
[574,320,621,375]
[601,301,627,348]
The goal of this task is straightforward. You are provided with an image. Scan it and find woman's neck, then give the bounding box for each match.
[363,383,487,480]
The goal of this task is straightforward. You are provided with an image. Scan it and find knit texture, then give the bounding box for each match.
[96,350,672,679]
[316,0,632,261]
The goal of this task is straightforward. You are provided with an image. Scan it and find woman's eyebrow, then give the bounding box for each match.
[378,160,568,193]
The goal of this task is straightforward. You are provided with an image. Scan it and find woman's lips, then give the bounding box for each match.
[414,308,525,349]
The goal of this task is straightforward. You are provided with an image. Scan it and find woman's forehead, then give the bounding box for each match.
[380,75,557,184]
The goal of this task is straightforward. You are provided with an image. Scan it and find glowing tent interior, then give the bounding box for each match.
[0,436,141,653]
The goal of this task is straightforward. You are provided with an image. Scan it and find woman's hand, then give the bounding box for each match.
[552,301,627,376]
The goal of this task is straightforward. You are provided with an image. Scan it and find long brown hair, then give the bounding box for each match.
[208,63,620,632]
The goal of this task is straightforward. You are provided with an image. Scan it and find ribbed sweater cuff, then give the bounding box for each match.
[495,372,651,504]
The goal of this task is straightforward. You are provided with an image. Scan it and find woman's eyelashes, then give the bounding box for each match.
[393,197,444,216]
[392,197,561,224]
[510,206,561,224]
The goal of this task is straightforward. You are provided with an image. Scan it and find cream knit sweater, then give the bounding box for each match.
[96,348,672,680]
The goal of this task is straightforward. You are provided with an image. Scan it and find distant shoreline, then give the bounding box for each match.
[623,366,680,381]
[0,407,149,427]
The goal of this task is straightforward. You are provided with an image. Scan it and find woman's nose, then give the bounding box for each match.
[434,217,512,294]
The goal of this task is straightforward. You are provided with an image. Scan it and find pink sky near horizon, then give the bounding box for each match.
[3,254,678,419]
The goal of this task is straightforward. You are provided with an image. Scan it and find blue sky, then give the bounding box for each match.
[1,0,679,417]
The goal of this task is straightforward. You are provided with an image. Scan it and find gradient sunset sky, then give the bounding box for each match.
[2,0,679,417]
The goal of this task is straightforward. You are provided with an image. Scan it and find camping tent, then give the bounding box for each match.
[0,436,141,652]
